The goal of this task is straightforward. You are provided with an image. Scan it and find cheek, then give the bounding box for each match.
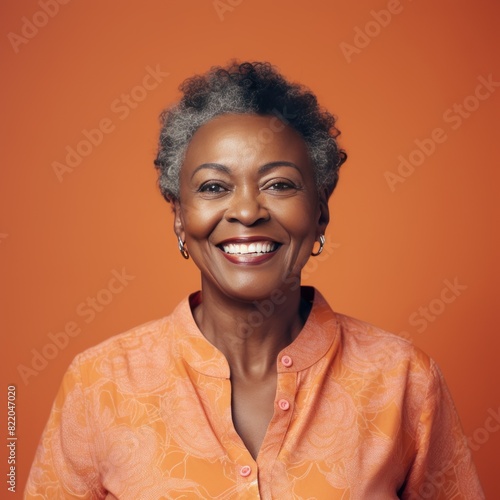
[182,203,222,241]
[275,199,319,239]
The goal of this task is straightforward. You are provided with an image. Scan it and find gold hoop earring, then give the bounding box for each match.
[178,236,189,259]
[311,234,325,257]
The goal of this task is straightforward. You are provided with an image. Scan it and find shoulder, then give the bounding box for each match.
[67,303,186,393]
[75,316,170,365]
[333,313,447,429]
[74,292,196,364]
[307,288,435,379]
[334,312,435,378]
[337,313,414,348]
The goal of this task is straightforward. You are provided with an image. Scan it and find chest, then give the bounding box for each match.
[230,375,278,460]
[96,365,409,498]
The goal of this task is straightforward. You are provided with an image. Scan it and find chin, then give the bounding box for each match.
[224,284,278,303]
[216,274,300,305]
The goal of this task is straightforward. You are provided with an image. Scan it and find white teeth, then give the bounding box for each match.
[221,241,278,255]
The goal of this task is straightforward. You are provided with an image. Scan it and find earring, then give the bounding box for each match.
[178,236,189,259]
[311,234,325,256]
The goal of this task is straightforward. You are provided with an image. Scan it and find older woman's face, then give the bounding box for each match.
[174,114,329,302]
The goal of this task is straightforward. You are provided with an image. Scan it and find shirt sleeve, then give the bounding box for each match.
[401,359,485,499]
[24,356,105,499]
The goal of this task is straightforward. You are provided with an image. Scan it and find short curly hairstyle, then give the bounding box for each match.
[154,61,347,202]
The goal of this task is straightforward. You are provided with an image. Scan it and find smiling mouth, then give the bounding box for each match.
[220,241,280,255]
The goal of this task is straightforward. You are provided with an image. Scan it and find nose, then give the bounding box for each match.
[224,187,270,226]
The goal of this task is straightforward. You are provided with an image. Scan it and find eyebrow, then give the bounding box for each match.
[191,161,302,179]
[191,163,230,178]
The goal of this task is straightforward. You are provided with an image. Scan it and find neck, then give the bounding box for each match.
[193,282,311,380]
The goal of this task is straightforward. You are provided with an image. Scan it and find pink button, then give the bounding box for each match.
[281,355,293,367]
[278,399,290,411]
[239,465,252,477]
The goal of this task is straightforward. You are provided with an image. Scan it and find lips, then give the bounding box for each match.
[216,237,281,264]
[221,241,278,255]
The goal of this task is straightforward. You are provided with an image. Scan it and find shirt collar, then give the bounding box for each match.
[170,286,339,378]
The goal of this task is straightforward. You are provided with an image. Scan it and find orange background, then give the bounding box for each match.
[1,0,499,496]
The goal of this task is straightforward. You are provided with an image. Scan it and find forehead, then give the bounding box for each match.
[182,114,312,168]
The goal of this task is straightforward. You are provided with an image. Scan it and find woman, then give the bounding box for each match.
[25,62,484,499]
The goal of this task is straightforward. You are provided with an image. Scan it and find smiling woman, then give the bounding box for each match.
[174,113,326,305]
[25,62,484,499]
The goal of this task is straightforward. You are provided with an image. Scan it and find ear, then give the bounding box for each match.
[316,188,330,237]
[172,200,185,242]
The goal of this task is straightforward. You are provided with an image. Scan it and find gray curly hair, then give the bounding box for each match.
[154,61,347,202]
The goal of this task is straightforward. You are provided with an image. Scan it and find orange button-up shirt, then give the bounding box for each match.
[25,288,484,499]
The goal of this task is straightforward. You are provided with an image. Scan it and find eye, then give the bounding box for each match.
[198,182,228,194]
[263,179,301,193]
[267,182,295,191]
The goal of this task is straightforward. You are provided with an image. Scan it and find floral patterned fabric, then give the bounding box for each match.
[25,287,484,499]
